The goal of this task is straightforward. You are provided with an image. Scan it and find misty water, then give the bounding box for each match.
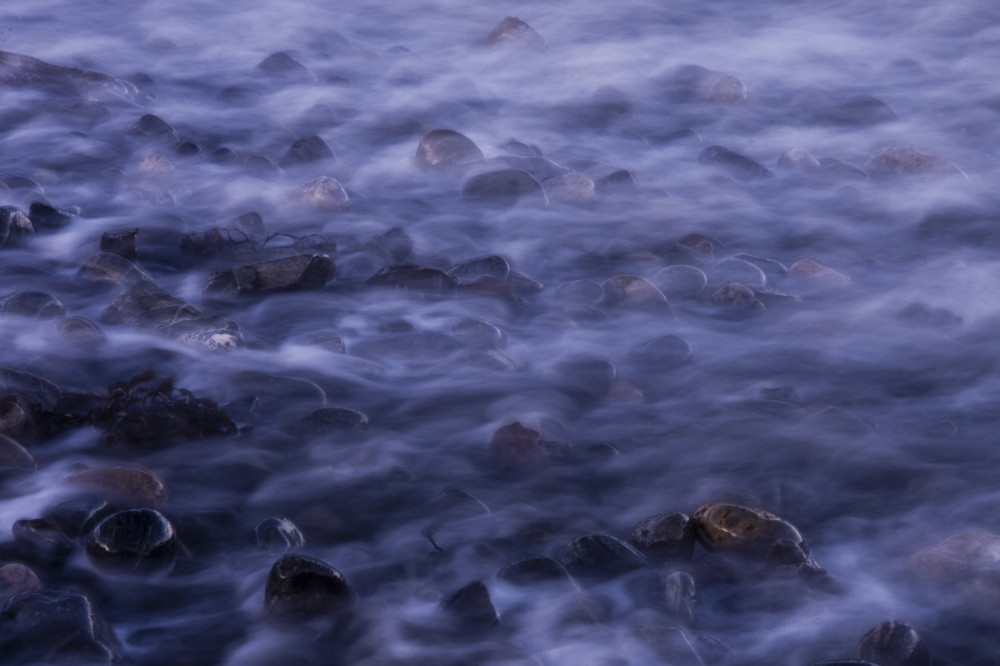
[2,0,1000,664]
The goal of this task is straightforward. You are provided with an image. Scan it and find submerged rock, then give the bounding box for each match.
[0,292,65,318]
[667,64,749,104]
[205,254,335,296]
[285,135,335,164]
[602,275,672,311]
[864,146,966,179]
[629,513,696,562]
[498,557,574,586]
[691,503,803,554]
[558,534,649,579]
[857,621,933,666]
[416,129,485,171]
[483,17,547,51]
[0,434,35,471]
[0,207,33,248]
[254,51,315,83]
[0,48,136,99]
[264,554,355,618]
[86,508,179,573]
[442,581,500,629]
[462,169,547,206]
[129,113,179,143]
[699,145,773,181]
[65,466,167,507]
[300,176,350,211]
[489,422,547,469]
[0,564,41,603]
[253,517,306,552]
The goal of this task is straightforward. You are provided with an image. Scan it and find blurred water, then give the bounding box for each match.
[2,0,1000,664]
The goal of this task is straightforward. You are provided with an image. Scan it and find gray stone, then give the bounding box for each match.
[254,51,315,83]
[64,466,167,507]
[0,207,33,248]
[0,564,41,604]
[667,65,749,104]
[253,517,305,552]
[442,581,500,629]
[0,434,35,471]
[651,265,707,300]
[129,113,179,143]
[285,135,335,164]
[602,275,672,311]
[0,292,65,318]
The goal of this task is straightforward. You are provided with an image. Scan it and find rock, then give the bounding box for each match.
[416,129,485,171]
[0,564,41,603]
[298,406,369,435]
[0,207,33,248]
[0,48,136,99]
[777,147,822,175]
[498,557,574,586]
[710,258,767,290]
[558,534,649,579]
[300,176,350,211]
[449,255,511,282]
[264,553,355,618]
[710,282,760,310]
[691,503,805,555]
[651,265,707,300]
[205,254,335,296]
[442,581,500,629]
[302,331,347,353]
[857,621,932,666]
[285,135,335,164]
[28,202,78,230]
[0,434,35,470]
[819,95,898,126]
[555,279,604,304]
[0,292,65,318]
[254,51,315,83]
[64,466,167,507]
[12,518,76,564]
[910,530,1000,599]
[453,317,506,349]
[86,508,179,572]
[631,613,704,664]
[663,571,697,626]
[819,159,869,182]
[77,252,150,285]
[483,17,547,51]
[864,146,966,179]
[57,316,107,348]
[139,153,172,172]
[100,229,138,260]
[667,65,749,104]
[788,259,851,287]
[366,265,458,292]
[0,589,121,665]
[462,169,547,206]
[253,517,306,552]
[629,336,693,371]
[699,145,773,181]
[629,513,696,562]
[543,173,596,205]
[602,275,672,311]
[490,156,571,181]
[370,227,413,264]
[129,113,179,143]
[554,356,618,400]
[175,140,200,156]
[45,497,113,539]
[489,422,547,469]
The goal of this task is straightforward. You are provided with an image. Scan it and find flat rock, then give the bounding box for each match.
[0,49,136,99]
[691,503,804,554]
[205,254,335,296]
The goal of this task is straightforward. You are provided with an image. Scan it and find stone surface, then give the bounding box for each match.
[0,292,64,318]
[254,51,315,83]
[285,135,335,164]
[489,422,547,469]
[462,169,547,206]
[498,557,573,586]
[629,513,696,561]
[663,571,697,626]
[558,534,649,579]
[366,265,458,292]
[710,282,759,310]
[668,65,749,104]
[129,113,179,143]
[543,173,596,205]
[205,254,335,296]
[264,553,355,618]
[699,145,773,181]
[777,146,822,174]
[0,48,136,98]
[788,259,851,287]
[441,580,500,628]
[100,229,138,260]
[602,275,671,311]
[86,508,179,572]
[629,335,693,370]
[651,265,708,300]
[691,503,804,554]
[77,252,150,285]
[65,466,167,507]
[858,621,932,666]
[864,146,966,179]
[483,17,547,51]
[0,589,122,664]
[0,564,41,604]
[300,176,350,211]
[416,129,485,171]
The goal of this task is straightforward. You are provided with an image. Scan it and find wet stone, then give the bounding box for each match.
[822,95,898,126]
[462,169,547,207]
[86,508,179,573]
[284,135,335,164]
[366,265,458,292]
[300,176,349,211]
[0,291,65,318]
[175,140,200,156]
[298,406,369,435]
[543,172,596,205]
[56,316,106,347]
[371,227,413,264]
[254,51,315,83]
[788,259,851,287]
[64,466,167,507]
[453,317,506,349]
[0,207,34,248]
[12,518,76,564]
[710,282,760,310]
[303,331,347,353]
[498,557,573,586]
[205,254,335,296]
[651,265,708,300]
[691,503,805,555]
[77,252,150,285]
[629,513,696,562]
[0,564,41,603]
[28,202,78,230]
[596,169,640,193]
[490,156,571,181]
[489,422,547,469]
[0,589,122,665]
[864,146,966,180]
[668,64,749,104]
[0,434,35,470]
[555,279,604,304]
[558,534,649,579]
[483,16,547,51]
[857,621,932,666]
[128,113,179,143]
[253,517,306,552]
[699,145,773,181]
[910,530,1000,589]
[710,259,767,289]
[449,254,511,282]
[416,129,485,171]
[442,581,500,629]
[100,228,138,260]
[555,356,618,400]
[820,159,869,182]
[264,553,355,618]
[632,617,705,666]
[45,497,113,539]
[602,275,672,311]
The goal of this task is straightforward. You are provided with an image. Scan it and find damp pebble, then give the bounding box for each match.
[788,259,851,287]
[864,146,966,180]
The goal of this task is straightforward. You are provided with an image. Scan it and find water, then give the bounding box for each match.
[2,0,1000,663]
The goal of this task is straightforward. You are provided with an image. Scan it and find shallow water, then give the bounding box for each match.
[2,0,1000,664]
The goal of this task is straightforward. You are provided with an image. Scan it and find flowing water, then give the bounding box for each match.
[2,0,1000,664]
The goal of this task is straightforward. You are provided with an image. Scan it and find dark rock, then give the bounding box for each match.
[129,113,179,143]
[554,356,617,400]
[667,64,749,104]
[489,422,547,469]
[0,175,42,192]
[205,254,335,296]
[211,147,238,163]
[0,48,136,99]
[602,275,672,311]
[300,176,348,210]
[453,317,506,349]
[442,581,500,629]
[302,331,347,353]
[710,282,760,310]
[0,564,41,604]
[498,557,573,586]
[490,156,571,181]
[699,145,773,181]
[864,146,966,179]
[462,169,547,207]
[366,265,458,292]
[0,434,35,470]
[0,207,33,248]
[558,534,649,579]
[11,518,76,564]
[629,513,696,562]
[45,497,113,539]
[28,202,78,230]
[219,84,262,106]
[264,553,355,618]
[651,265,707,300]
[100,229,138,260]
[57,316,107,347]
[629,335,693,370]
[508,271,544,296]
[0,292,65,318]
[820,95,898,126]
[416,129,485,171]
[595,168,640,193]
[86,508,179,573]
[175,140,200,156]
[449,255,510,282]
[820,159,869,182]
[77,252,150,285]
[691,503,804,555]
[65,466,167,507]
[663,571,697,626]
[253,517,306,552]
[858,621,932,666]
[555,279,604,304]
[483,17,547,51]
[254,51,315,83]
[285,135,335,164]
[632,616,705,666]
[0,589,121,665]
